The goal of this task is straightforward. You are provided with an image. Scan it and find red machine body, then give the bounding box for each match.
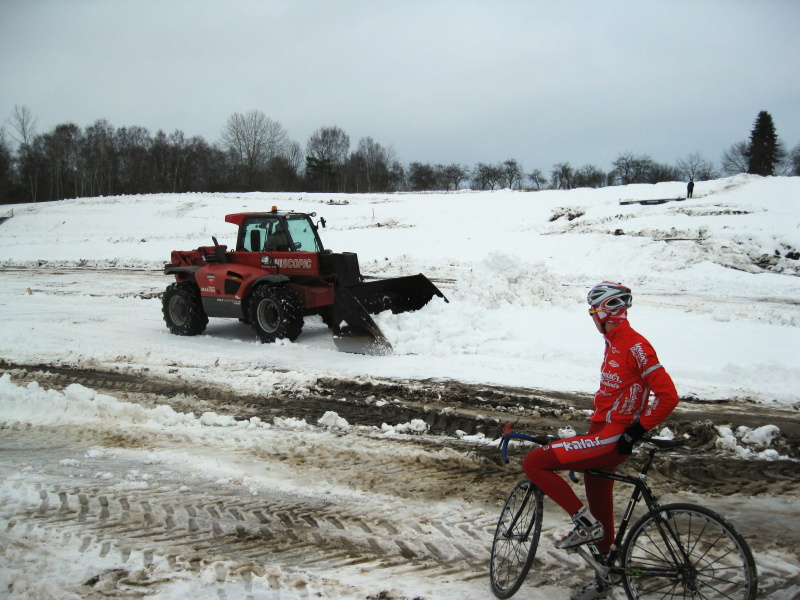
[162,208,446,354]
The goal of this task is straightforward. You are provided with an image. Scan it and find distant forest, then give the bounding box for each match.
[1,106,797,205]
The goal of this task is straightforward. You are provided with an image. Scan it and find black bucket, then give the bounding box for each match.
[346,274,447,314]
[331,274,447,355]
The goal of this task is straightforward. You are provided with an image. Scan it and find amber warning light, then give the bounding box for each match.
[271,206,278,212]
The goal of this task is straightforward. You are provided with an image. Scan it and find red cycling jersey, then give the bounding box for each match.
[592,319,679,431]
[523,317,680,553]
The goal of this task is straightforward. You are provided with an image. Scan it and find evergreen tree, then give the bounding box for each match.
[746,111,779,176]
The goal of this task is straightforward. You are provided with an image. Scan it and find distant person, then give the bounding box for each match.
[687,178,694,198]
[522,282,680,600]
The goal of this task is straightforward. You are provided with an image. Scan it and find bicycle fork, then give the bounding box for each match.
[503,484,534,540]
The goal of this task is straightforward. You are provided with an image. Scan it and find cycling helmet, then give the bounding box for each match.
[587,281,632,311]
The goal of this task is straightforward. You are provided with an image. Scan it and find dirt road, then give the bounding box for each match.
[1,363,798,599]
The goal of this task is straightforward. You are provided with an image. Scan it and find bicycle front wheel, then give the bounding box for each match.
[621,502,757,600]
[489,480,544,599]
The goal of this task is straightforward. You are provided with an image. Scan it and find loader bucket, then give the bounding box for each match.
[346,274,448,314]
[331,274,448,355]
[331,286,393,355]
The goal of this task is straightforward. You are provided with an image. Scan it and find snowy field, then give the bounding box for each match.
[1,174,799,405]
[1,175,799,599]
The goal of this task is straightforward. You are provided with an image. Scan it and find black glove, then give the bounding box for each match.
[617,422,647,455]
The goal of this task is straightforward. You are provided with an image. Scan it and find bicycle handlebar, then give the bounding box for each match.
[499,423,556,464]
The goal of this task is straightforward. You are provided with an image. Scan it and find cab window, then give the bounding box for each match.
[240,217,281,251]
[285,216,322,252]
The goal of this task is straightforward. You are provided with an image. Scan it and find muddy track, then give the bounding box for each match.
[3,360,800,494]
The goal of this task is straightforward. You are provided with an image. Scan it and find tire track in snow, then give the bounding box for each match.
[0,418,498,598]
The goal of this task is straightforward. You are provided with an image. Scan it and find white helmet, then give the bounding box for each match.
[587,281,632,311]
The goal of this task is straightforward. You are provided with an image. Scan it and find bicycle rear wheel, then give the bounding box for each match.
[489,480,544,599]
[621,502,757,600]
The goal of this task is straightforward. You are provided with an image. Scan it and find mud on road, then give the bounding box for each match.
[1,361,799,599]
[4,360,800,495]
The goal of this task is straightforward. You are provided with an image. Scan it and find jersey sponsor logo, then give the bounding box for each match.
[609,360,619,367]
[620,384,642,414]
[601,371,622,389]
[631,343,648,369]
[564,436,602,451]
[554,434,622,452]
[274,258,313,270]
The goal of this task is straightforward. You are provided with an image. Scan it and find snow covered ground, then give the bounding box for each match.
[1,174,799,405]
[1,175,799,599]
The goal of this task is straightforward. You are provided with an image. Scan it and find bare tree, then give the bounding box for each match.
[285,140,304,175]
[676,152,719,180]
[79,119,117,197]
[790,143,800,177]
[221,110,288,190]
[39,122,82,200]
[611,152,653,184]
[0,127,14,203]
[306,126,349,163]
[440,163,469,190]
[8,105,39,201]
[116,125,152,194]
[350,136,395,192]
[574,164,606,188]
[647,162,680,183]
[500,159,524,189]
[472,162,502,190]
[721,141,749,176]
[527,168,548,190]
[7,105,38,148]
[550,162,574,189]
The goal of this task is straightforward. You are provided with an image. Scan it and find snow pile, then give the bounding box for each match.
[715,424,788,460]
[0,374,197,428]
[654,427,676,440]
[318,410,350,430]
[381,419,429,435]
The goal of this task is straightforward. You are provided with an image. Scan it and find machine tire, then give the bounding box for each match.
[162,282,208,336]
[248,284,304,343]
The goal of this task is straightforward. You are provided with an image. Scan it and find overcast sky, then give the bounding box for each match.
[2,0,798,174]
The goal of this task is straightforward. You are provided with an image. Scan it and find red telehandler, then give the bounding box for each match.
[162,207,447,354]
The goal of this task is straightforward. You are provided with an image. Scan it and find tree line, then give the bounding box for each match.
[1,106,797,205]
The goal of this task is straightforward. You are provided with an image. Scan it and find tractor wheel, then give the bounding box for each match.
[162,282,208,336]
[248,285,304,343]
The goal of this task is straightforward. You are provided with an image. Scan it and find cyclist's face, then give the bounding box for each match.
[589,308,611,334]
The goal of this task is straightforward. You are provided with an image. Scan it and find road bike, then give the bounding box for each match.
[490,425,758,599]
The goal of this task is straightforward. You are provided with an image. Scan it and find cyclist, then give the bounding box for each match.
[522,281,680,600]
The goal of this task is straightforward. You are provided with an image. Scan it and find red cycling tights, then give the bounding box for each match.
[522,421,627,553]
